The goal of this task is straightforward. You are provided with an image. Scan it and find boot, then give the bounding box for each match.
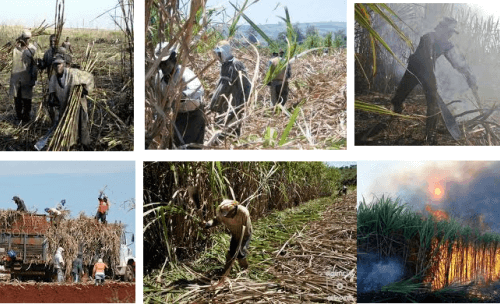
[391,100,403,114]
[238,258,248,270]
[22,99,32,123]
[14,98,23,121]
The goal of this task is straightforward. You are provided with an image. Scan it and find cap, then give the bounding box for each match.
[436,17,459,34]
[53,53,65,64]
[98,258,103,263]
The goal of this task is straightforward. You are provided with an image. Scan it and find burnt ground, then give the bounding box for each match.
[355,92,495,146]
[0,282,135,303]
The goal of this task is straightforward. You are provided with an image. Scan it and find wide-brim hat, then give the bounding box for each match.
[21,30,32,39]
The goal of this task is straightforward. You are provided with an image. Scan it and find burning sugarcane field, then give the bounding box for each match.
[357,161,500,303]
[145,0,346,150]
[355,3,500,146]
[0,0,133,151]
[143,161,357,303]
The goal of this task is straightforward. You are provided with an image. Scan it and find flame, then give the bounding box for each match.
[424,238,500,290]
[425,204,449,221]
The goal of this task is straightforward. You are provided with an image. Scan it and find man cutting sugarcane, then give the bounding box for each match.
[48,53,94,150]
[390,17,480,144]
[203,199,252,274]
[266,49,292,106]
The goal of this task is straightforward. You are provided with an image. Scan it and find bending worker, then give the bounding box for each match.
[204,199,252,273]
[390,17,479,143]
[154,42,205,149]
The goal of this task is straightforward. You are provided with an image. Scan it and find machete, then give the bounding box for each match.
[436,95,461,140]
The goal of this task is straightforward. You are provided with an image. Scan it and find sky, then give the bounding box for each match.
[357,161,500,233]
[0,161,136,254]
[206,0,346,25]
[327,161,356,168]
[1,0,125,30]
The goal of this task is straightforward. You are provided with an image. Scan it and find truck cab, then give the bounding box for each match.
[115,231,135,282]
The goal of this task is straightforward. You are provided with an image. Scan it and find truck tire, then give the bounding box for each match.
[125,265,134,282]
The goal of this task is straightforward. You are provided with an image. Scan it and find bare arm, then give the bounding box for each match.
[204,216,220,229]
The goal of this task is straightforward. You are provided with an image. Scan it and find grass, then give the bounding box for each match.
[144,196,336,303]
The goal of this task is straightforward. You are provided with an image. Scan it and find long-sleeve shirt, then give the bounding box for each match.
[10,43,37,99]
[155,65,204,112]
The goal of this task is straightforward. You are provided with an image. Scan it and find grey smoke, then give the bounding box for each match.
[357,252,405,293]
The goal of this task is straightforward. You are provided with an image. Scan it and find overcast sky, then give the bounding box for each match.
[1,0,124,30]
[206,0,346,25]
[0,161,136,253]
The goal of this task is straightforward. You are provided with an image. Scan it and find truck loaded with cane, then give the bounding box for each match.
[0,210,135,282]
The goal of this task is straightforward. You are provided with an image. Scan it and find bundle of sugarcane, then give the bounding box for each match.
[53,0,65,47]
[47,43,97,151]
[0,21,51,73]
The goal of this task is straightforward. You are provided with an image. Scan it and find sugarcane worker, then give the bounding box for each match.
[390,17,479,143]
[95,196,109,224]
[92,258,108,286]
[154,42,206,149]
[54,247,65,283]
[12,196,27,212]
[204,199,252,273]
[9,29,37,123]
[48,53,94,150]
[71,252,84,283]
[38,34,57,78]
[45,199,66,224]
[61,37,73,54]
[266,49,292,106]
[210,40,251,137]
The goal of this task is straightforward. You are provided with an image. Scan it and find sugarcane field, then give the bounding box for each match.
[0,161,136,303]
[145,0,347,150]
[143,162,357,303]
[358,161,500,303]
[355,4,500,146]
[0,0,133,151]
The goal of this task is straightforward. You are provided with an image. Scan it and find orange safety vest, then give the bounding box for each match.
[94,262,107,274]
[98,201,108,213]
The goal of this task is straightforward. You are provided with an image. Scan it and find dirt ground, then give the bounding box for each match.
[0,282,135,303]
[355,92,496,145]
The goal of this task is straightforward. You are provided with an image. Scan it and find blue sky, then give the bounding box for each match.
[1,0,124,30]
[0,161,136,253]
[206,0,347,25]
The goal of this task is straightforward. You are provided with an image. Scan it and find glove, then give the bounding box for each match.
[81,87,88,97]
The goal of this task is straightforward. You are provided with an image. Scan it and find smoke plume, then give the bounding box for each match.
[357,252,405,293]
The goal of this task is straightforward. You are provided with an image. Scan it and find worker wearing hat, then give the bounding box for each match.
[54,247,65,282]
[210,40,251,137]
[9,29,38,123]
[204,199,253,274]
[12,196,27,212]
[390,17,479,144]
[48,51,94,150]
[266,48,292,106]
[154,42,205,149]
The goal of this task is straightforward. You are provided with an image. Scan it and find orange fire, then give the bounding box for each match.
[428,178,445,201]
[424,238,500,290]
[425,204,449,221]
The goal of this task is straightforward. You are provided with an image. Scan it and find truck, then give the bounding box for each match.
[0,212,135,282]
